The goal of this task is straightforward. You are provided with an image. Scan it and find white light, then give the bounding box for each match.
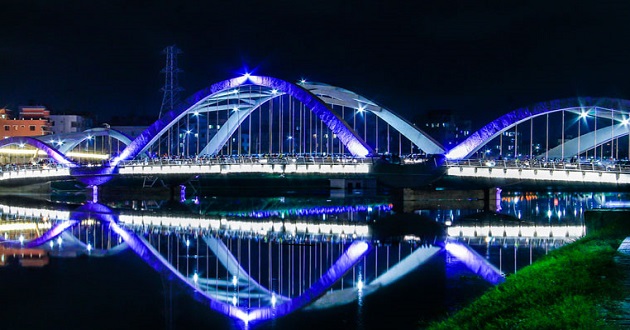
[547,210,552,218]
[87,243,92,252]
[299,79,306,84]
[18,234,24,245]
[232,295,237,306]
[233,107,239,112]
[57,237,63,245]
[580,111,588,118]
[49,240,54,248]
[186,239,190,247]
[357,279,364,291]
[271,293,277,307]
[623,118,629,126]
[244,72,251,78]
[271,89,278,95]
[193,273,198,283]
[357,105,365,113]
[193,111,199,116]
[185,130,192,135]
[232,275,238,286]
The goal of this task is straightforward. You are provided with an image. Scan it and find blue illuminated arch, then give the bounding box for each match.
[45,128,134,154]
[445,97,630,159]
[111,75,373,165]
[0,136,78,167]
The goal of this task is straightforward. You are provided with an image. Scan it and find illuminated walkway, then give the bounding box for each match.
[445,159,630,186]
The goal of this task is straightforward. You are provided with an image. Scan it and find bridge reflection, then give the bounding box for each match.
[0,199,566,325]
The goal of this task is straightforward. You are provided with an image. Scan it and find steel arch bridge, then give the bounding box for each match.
[2,75,630,186]
[446,97,630,160]
[111,75,444,166]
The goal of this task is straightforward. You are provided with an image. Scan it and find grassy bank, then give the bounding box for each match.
[428,221,628,329]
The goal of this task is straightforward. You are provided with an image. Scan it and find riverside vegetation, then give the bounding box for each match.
[428,211,630,330]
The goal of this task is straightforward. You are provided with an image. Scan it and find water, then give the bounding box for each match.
[0,189,619,329]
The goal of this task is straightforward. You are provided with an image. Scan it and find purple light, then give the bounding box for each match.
[26,220,79,248]
[445,97,630,159]
[226,204,392,219]
[445,240,504,285]
[0,137,78,168]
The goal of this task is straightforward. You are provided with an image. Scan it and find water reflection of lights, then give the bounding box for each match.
[447,225,585,240]
[226,204,392,219]
[118,214,370,238]
[0,222,52,232]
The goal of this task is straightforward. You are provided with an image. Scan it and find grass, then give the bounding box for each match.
[427,229,627,330]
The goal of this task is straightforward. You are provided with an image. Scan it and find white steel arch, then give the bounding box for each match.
[302,82,445,155]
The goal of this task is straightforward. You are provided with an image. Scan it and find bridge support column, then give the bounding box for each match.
[92,185,99,203]
[483,187,502,212]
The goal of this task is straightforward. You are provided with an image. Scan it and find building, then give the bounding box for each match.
[414,110,472,149]
[50,114,92,135]
[0,106,51,139]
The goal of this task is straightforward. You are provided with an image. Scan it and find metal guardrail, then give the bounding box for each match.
[444,158,630,175]
[118,156,373,167]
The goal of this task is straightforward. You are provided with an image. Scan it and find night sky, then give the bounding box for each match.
[2,1,630,128]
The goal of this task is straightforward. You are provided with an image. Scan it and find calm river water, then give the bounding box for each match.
[0,188,624,329]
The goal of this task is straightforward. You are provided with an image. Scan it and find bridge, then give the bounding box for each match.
[3,199,590,324]
[0,75,629,188]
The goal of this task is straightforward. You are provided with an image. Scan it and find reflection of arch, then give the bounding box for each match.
[202,236,290,304]
[25,203,128,256]
[41,128,133,154]
[0,137,78,167]
[303,82,445,154]
[445,97,630,159]
[112,75,373,164]
[108,217,370,324]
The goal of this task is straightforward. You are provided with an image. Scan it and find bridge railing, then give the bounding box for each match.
[444,158,630,174]
[118,155,374,168]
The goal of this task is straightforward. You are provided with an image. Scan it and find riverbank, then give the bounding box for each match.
[428,210,630,330]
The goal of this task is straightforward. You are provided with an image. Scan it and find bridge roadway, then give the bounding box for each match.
[0,156,629,188]
[444,158,630,188]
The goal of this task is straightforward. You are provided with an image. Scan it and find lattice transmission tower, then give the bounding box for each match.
[157,45,184,158]
[159,45,183,118]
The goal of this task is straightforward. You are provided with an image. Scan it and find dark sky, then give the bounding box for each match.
[2,0,630,128]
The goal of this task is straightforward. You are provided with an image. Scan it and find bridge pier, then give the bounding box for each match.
[402,187,501,213]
